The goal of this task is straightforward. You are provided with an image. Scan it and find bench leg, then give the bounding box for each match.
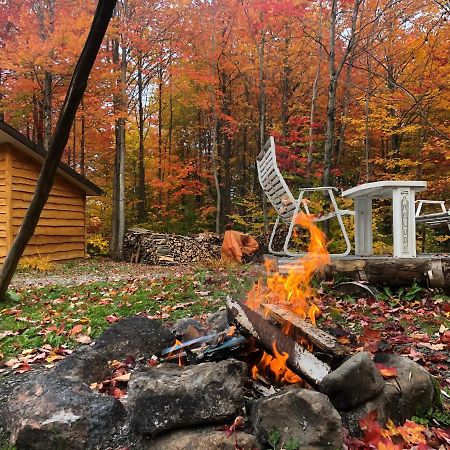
[354,197,373,256]
[392,187,416,258]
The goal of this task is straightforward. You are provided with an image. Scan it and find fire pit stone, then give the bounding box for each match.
[251,388,343,449]
[319,351,384,410]
[7,372,126,450]
[144,425,257,450]
[127,359,247,436]
[54,315,175,384]
[340,353,435,435]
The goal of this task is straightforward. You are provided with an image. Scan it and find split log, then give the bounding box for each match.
[226,297,330,385]
[262,304,350,357]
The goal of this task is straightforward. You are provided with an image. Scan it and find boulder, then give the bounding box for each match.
[144,426,257,450]
[319,352,384,409]
[128,359,246,436]
[93,315,175,359]
[205,309,229,333]
[251,388,343,449]
[171,317,206,338]
[7,373,125,450]
[55,315,175,383]
[341,353,434,435]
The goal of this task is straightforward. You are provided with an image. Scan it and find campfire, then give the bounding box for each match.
[155,212,340,388]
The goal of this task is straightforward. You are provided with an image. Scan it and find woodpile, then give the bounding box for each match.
[123,228,222,265]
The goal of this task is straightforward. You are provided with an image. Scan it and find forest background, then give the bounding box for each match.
[0,0,449,258]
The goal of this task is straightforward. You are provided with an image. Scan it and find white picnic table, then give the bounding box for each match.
[342,181,427,258]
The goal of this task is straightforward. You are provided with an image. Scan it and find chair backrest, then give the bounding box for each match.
[256,136,297,224]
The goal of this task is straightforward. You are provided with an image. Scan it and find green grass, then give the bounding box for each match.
[1,265,256,361]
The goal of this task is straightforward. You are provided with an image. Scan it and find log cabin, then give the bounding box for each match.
[0,120,102,263]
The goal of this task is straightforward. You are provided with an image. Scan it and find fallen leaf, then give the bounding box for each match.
[75,334,92,344]
[14,363,31,374]
[396,420,426,445]
[359,327,382,353]
[440,330,450,344]
[69,324,83,336]
[105,315,120,324]
[113,373,131,382]
[376,363,398,378]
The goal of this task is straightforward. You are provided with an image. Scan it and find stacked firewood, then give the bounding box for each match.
[123,228,222,265]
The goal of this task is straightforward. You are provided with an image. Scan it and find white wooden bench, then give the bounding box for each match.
[256,137,353,257]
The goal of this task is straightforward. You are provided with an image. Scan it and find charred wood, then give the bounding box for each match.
[226,297,331,386]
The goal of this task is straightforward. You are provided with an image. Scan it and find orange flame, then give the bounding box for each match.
[248,212,330,383]
[168,339,184,367]
[247,212,330,321]
[251,341,302,385]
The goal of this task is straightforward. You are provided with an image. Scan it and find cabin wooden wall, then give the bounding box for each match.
[0,143,87,262]
[0,149,8,260]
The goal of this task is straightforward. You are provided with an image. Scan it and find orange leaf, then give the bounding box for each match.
[105,315,120,324]
[377,438,403,450]
[396,420,426,445]
[14,363,31,374]
[69,324,83,336]
[375,363,397,378]
[360,411,383,445]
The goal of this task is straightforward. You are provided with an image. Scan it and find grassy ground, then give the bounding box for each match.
[1,258,260,365]
[0,257,449,448]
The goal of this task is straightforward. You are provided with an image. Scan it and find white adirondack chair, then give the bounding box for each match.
[415,200,450,231]
[256,136,354,257]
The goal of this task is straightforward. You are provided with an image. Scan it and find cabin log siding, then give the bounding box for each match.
[0,144,88,262]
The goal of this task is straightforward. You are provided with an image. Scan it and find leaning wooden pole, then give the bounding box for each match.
[0,0,117,302]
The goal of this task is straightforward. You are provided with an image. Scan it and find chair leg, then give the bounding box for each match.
[284,203,308,257]
[328,189,352,256]
[268,216,286,256]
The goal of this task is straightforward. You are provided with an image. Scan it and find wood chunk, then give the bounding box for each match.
[262,304,350,357]
[226,297,330,385]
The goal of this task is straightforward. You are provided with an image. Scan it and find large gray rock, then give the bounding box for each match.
[128,359,246,436]
[144,426,257,450]
[7,373,125,450]
[341,353,434,435]
[319,352,384,409]
[55,315,175,383]
[251,388,343,449]
[205,309,229,333]
[171,317,206,337]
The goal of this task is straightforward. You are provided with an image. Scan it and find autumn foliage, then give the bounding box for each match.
[0,0,449,240]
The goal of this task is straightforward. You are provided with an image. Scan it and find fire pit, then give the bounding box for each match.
[5,214,436,449]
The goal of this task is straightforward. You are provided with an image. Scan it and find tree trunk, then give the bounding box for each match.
[43,71,52,149]
[322,0,337,188]
[363,55,372,182]
[137,54,146,222]
[110,35,127,260]
[280,35,291,145]
[80,98,85,175]
[157,63,163,207]
[258,25,268,234]
[307,0,323,186]
[0,0,117,301]
[209,8,221,235]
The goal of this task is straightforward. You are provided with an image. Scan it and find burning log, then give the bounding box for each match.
[262,304,350,358]
[226,298,331,386]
